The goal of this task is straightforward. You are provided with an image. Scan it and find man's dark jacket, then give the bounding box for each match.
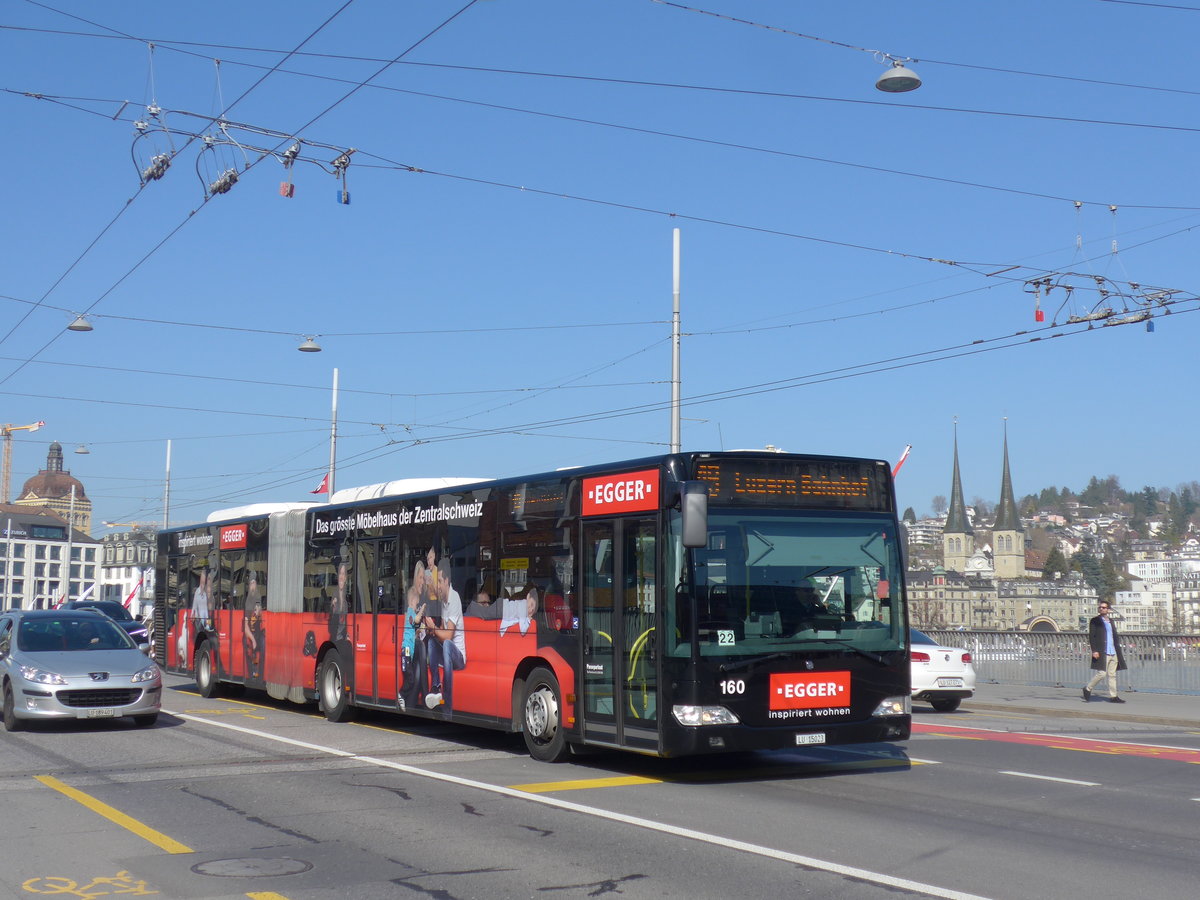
[1088,613,1127,671]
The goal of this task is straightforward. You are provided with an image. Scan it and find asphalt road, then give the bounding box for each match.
[2,675,1199,900]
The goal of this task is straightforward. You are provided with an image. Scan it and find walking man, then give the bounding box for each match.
[1083,600,1126,703]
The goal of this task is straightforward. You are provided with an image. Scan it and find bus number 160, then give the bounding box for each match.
[719,679,746,695]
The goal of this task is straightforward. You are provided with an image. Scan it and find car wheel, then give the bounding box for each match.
[195,641,219,698]
[522,667,569,762]
[3,683,22,732]
[319,650,353,722]
[930,696,961,712]
[133,713,158,728]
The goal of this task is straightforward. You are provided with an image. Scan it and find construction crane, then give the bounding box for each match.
[2,420,45,505]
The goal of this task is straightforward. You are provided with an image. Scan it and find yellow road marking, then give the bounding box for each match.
[246,894,292,899]
[511,775,663,793]
[34,775,193,855]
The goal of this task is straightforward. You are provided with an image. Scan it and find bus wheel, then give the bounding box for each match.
[195,641,219,698]
[319,650,353,723]
[522,667,568,762]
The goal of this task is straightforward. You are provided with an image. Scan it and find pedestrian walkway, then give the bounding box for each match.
[961,681,1200,729]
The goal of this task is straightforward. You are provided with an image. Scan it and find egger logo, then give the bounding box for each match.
[769,671,851,710]
[582,469,660,516]
[219,524,248,549]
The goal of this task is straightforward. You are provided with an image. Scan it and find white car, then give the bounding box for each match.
[910,629,976,712]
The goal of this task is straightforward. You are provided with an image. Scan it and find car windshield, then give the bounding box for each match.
[668,510,906,658]
[18,617,135,652]
[72,601,133,621]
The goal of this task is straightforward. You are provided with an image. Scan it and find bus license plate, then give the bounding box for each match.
[937,678,963,687]
[84,708,116,718]
[795,733,826,746]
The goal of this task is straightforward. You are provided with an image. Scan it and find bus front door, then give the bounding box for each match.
[581,517,658,752]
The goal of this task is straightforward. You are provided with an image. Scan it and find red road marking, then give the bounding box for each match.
[912,722,1200,763]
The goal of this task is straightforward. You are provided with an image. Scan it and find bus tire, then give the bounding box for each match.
[319,650,354,723]
[522,667,568,762]
[195,641,219,698]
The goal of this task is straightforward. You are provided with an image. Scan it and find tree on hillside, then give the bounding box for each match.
[1038,486,1061,509]
[1099,555,1129,600]
[931,495,947,517]
[1080,475,1122,508]
[1042,547,1070,581]
[902,507,916,524]
[1072,549,1102,596]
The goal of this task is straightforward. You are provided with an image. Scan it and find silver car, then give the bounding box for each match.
[0,610,162,731]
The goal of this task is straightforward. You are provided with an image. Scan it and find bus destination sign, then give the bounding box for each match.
[694,457,892,511]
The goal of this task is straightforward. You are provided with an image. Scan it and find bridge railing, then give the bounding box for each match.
[923,630,1200,695]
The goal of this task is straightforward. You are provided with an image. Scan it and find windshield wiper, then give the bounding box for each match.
[822,639,890,666]
[718,652,790,674]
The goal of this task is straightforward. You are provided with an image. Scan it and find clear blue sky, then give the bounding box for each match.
[4,0,1199,531]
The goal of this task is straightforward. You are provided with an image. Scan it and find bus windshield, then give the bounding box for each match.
[668,510,905,658]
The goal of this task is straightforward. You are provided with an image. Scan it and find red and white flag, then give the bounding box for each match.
[892,444,912,478]
[310,472,329,494]
[123,577,143,610]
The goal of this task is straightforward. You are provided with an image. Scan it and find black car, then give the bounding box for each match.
[59,600,149,646]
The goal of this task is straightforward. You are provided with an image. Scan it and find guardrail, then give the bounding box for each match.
[924,630,1200,695]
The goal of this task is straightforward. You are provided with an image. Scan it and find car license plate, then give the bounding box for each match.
[84,708,116,719]
[795,732,826,746]
[936,678,964,687]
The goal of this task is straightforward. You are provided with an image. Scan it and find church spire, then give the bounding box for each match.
[945,421,972,534]
[993,419,1020,532]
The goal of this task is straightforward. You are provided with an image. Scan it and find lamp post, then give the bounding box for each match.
[1,420,45,504]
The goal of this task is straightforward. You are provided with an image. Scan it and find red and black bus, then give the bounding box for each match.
[155,451,911,761]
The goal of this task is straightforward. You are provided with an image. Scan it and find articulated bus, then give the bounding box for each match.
[155,451,911,761]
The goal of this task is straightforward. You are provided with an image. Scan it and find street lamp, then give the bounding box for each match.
[876,59,922,93]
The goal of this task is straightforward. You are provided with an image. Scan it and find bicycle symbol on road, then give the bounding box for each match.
[22,870,158,898]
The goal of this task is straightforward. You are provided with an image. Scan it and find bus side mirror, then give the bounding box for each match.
[680,481,708,548]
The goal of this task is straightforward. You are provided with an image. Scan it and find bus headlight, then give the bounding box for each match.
[672,705,739,726]
[873,695,910,717]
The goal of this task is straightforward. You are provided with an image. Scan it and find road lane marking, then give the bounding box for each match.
[34,775,194,854]
[999,771,1100,786]
[914,722,1200,763]
[512,775,664,793]
[171,708,993,900]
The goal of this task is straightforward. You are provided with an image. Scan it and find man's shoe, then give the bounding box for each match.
[1109,696,1126,703]
[1081,687,1091,701]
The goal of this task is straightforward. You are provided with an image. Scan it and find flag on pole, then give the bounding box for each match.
[123,577,143,611]
[310,472,329,494]
[892,444,912,478]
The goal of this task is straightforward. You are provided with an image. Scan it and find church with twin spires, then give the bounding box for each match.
[941,424,1027,579]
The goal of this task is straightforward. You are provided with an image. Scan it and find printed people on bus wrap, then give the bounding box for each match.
[400,560,428,710]
[192,566,212,632]
[243,572,265,682]
[424,559,466,711]
[499,586,539,636]
[328,553,349,643]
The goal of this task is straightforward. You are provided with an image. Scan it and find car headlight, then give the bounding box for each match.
[672,705,739,726]
[18,664,68,685]
[131,665,161,684]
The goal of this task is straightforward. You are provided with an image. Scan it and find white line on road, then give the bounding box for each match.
[999,771,1100,786]
[171,709,993,900]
